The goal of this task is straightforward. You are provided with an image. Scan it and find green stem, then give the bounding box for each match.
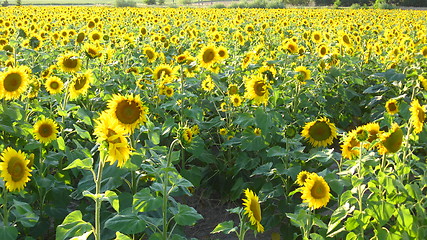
[2,188,8,225]
[94,151,106,240]
[162,139,180,240]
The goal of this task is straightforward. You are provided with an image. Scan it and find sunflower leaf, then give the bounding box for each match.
[11,200,39,228]
[173,203,203,226]
[211,220,236,234]
[63,158,93,171]
[56,210,93,240]
[0,225,18,240]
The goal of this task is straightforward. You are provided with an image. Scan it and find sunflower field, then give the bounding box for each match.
[0,5,426,240]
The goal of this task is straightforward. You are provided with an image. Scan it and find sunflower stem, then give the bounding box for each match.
[162,139,180,240]
[94,150,106,240]
[2,187,8,225]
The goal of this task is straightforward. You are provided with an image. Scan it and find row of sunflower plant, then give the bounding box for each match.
[0,6,426,240]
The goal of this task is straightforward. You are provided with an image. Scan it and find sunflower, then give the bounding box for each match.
[94,111,131,167]
[311,31,322,44]
[242,189,264,233]
[364,122,382,145]
[284,41,299,54]
[198,44,218,68]
[33,118,58,144]
[89,30,102,42]
[254,128,262,136]
[317,44,329,58]
[0,66,29,100]
[409,99,425,134]
[76,32,85,44]
[219,128,228,136]
[57,52,82,73]
[338,31,352,48]
[69,70,93,100]
[163,86,174,98]
[421,46,427,57]
[228,83,239,95]
[0,147,32,192]
[142,46,157,63]
[45,76,63,94]
[242,52,254,69]
[341,130,360,160]
[419,75,427,91]
[181,127,194,144]
[153,64,176,81]
[385,99,399,115]
[217,46,229,61]
[202,76,215,92]
[107,94,148,133]
[296,171,311,186]
[230,94,242,107]
[294,66,311,83]
[378,123,403,155]
[301,173,330,210]
[244,74,270,105]
[301,117,337,148]
[84,43,102,59]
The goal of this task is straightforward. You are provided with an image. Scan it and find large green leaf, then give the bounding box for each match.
[173,203,203,226]
[12,200,39,228]
[0,226,18,240]
[56,210,93,240]
[133,188,162,213]
[211,221,236,234]
[104,214,146,234]
[63,158,93,171]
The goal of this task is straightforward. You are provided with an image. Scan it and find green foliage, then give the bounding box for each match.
[143,0,156,4]
[284,0,311,5]
[115,0,136,7]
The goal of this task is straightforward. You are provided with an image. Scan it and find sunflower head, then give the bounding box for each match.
[0,147,32,192]
[202,76,215,92]
[45,76,64,95]
[198,44,218,68]
[57,52,82,73]
[181,127,194,145]
[385,99,399,115]
[409,99,425,134]
[0,66,29,100]
[301,117,337,148]
[301,173,330,210]
[107,94,149,133]
[244,74,270,105]
[33,118,59,144]
[378,123,403,155]
[217,46,229,61]
[341,130,360,160]
[153,64,175,81]
[230,94,242,107]
[296,171,311,186]
[84,43,102,59]
[242,189,264,233]
[294,66,311,83]
[143,46,157,63]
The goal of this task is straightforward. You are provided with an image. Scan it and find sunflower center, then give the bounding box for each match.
[202,49,215,63]
[50,81,59,90]
[156,68,171,80]
[250,200,262,222]
[311,181,327,199]
[254,81,266,96]
[88,48,97,56]
[308,121,332,141]
[388,103,397,112]
[218,50,226,58]
[92,33,100,41]
[115,100,141,124]
[146,50,155,60]
[233,97,240,104]
[4,73,22,92]
[320,47,327,55]
[63,57,78,69]
[314,34,320,41]
[343,35,350,45]
[74,76,87,91]
[7,156,25,182]
[38,123,53,138]
[107,129,122,144]
[418,108,425,123]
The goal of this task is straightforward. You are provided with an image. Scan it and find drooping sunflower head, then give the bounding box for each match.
[284,41,299,54]
[45,76,64,95]
[294,66,311,83]
[94,111,130,167]
[57,52,82,73]
[296,171,312,186]
[33,117,59,144]
[385,99,399,115]
[84,43,102,59]
[0,66,29,100]
[301,173,330,210]
[364,122,382,144]
[301,117,337,148]
[198,44,218,68]
[76,32,85,44]
[409,99,425,134]
[107,94,149,133]
[0,147,32,192]
[244,74,270,105]
[378,123,403,155]
[242,189,264,233]
[69,70,93,100]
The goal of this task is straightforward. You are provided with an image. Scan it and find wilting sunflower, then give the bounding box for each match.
[202,76,215,92]
[142,46,157,63]
[33,118,58,144]
[341,130,360,160]
[296,171,311,186]
[107,94,148,133]
[94,111,131,167]
[198,44,218,68]
[294,66,311,83]
[301,117,337,148]
[242,189,264,233]
[0,147,32,192]
[69,70,93,100]
[0,66,29,100]
[244,74,270,105]
[378,123,403,155]
[57,52,82,73]
[45,76,63,94]
[409,99,425,134]
[385,99,399,115]
[301,173,330,210]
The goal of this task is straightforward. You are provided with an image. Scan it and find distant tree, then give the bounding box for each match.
[1,0,9,7]
[284,0,310,6]
[17,0,21,6]
[314,0,334,5]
